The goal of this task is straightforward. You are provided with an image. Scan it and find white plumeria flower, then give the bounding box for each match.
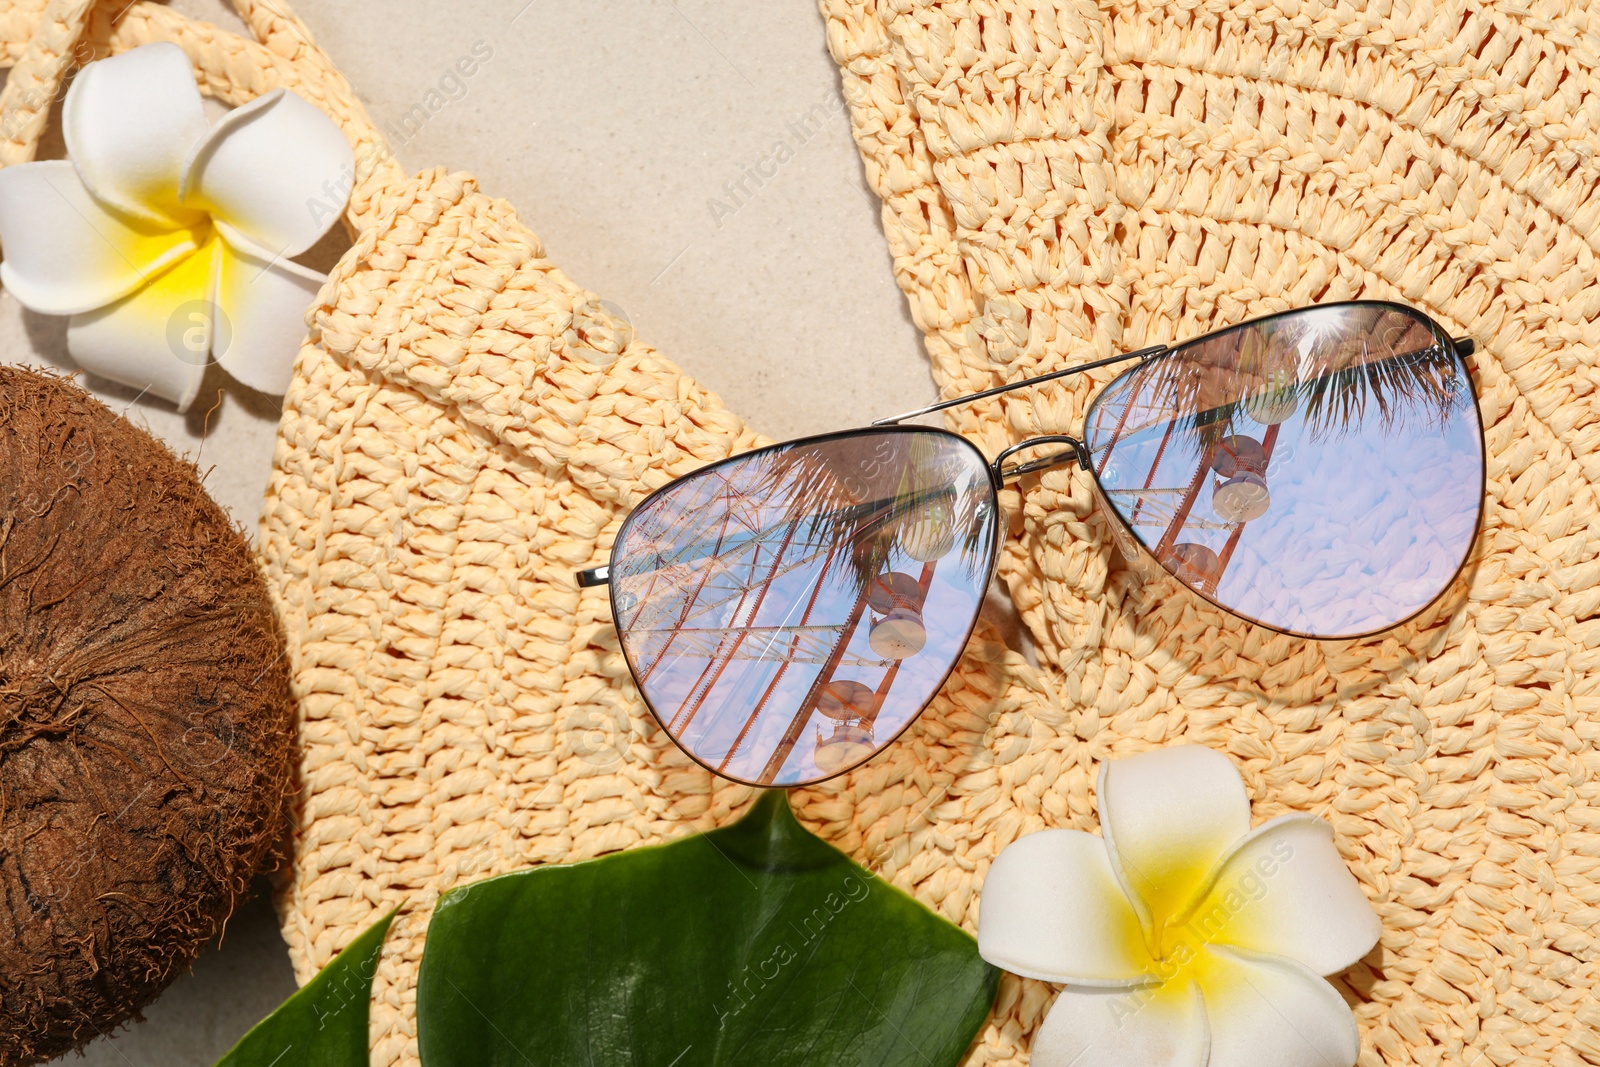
[979,746,1381,1067]
[0,43,353,411]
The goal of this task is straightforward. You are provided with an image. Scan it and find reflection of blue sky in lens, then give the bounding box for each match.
[1086,306,1482,637]
[612,432,995,786]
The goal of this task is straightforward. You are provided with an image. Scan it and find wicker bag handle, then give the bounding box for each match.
[0,0,405,232]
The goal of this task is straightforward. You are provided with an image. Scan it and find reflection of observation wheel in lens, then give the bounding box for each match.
[813,721,875,774]
[1212,472,1269,522]
[817,679,875,720]
[1244,364,1299,425]
[1210,434,1266,478]
[1211,434,1270,523]
[869,607,926,660]
[899,497,957,561]
[867,571,925,614]
[814,681,878,775]
[1167,542,1221,588]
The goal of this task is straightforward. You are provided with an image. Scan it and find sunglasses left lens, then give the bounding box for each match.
[610,429,998,787]
[1083,303,1483,638]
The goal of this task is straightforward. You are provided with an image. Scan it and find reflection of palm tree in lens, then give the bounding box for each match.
[895,432,992,586]
[745,433,990,586]
[1137,307,1462,451]
[1295,311,1462,440]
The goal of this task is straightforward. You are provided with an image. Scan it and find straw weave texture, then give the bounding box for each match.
[4,2,1598,1065]
[259,165,1065,1064]
[817,3,1600,1065]
[0,0,49,66]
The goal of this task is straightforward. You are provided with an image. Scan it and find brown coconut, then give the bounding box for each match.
[0,367,294,1064]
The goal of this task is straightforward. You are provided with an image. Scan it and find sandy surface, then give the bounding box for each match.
[0,1,932,1062]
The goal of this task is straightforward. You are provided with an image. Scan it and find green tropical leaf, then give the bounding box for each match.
[416,791,997,1067]
[213,910,395,1067]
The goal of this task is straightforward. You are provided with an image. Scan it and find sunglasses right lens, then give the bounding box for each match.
[610,429,998,787]
[1084,303,1483,638]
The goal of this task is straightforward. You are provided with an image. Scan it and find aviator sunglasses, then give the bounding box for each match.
[578,302,1485,787]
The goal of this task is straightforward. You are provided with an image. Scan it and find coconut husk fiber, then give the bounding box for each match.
[0,367,294,1065]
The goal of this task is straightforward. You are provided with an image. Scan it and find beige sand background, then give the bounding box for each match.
[0,1,934,1061]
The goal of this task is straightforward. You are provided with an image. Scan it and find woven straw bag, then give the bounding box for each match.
[5,2,1598,1065]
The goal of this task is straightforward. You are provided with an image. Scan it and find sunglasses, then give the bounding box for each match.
[578,301,1485,787]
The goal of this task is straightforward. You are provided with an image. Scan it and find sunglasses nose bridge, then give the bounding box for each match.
[992,434,1091,483]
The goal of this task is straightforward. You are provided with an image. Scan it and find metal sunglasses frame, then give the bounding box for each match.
[577,300,1482,786]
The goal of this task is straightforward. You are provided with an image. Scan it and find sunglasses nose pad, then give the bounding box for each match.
[1085,475,1160,583]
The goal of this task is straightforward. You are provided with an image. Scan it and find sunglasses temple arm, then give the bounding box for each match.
[874,327,1475,431]
[871,344,1169,427]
